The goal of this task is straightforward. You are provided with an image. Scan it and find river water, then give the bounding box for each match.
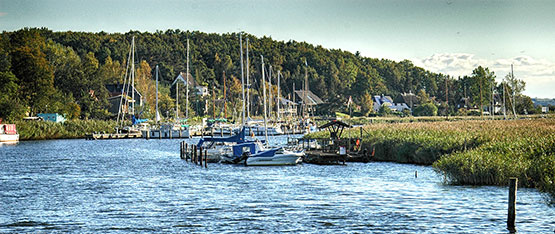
[1,137,554,233]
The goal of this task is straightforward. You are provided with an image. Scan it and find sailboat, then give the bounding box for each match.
[116,36,149,134]
[243,55,303,166]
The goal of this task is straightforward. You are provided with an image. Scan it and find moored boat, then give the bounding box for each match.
[245,148,303,166]
[0,123,19,143]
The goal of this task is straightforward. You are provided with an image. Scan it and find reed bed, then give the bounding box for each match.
[15,120,117,140]
[307,118,555,197]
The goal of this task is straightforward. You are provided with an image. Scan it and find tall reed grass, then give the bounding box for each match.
[307,118,555,197]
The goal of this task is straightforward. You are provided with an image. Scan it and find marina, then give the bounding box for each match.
[1,138,554,233]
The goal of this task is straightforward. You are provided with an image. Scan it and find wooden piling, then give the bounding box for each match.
[204,149,208,168]
[199,147,203,166]
[180,141,183,159]
[185,143,188,161]
[193,145,197,164]
[159,129,162,139]
[507,177,517,232]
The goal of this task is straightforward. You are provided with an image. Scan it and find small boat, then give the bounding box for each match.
[245,148,303,166]
[0,123,19,143]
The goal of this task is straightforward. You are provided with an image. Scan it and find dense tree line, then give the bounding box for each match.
[0,28,535,122]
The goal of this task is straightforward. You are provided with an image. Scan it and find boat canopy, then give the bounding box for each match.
[232,142,258,157]
[197,127,246,147]
[249,147,281,157]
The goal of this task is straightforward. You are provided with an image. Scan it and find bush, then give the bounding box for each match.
[413,103,438,116]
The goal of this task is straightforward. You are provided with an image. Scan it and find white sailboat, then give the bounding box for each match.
[244,55,303,166]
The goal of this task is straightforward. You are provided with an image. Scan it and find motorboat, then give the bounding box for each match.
[244,148,304,166]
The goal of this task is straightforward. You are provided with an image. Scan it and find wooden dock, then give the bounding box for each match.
[85,132,142,140]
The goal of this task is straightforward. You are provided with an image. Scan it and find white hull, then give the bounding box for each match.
[245,151,303,166]
[143,129,190,138]
[0,134,19,143]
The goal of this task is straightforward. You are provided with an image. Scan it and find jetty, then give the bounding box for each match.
[302,120,371,165]
[85,132,142,140]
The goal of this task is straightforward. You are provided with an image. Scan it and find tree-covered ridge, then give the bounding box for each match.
[0,28,537,121]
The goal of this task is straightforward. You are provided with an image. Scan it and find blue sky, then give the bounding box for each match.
[1,0,554,98]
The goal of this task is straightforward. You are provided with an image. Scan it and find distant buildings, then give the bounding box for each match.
[37,113,66,123]
[175,72,209,97]
[294,90,324,116]
[373,95,411,113]
[105,84,143,115]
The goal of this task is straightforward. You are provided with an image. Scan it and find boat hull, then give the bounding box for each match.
[0,134,19,143]
[245,152,303,166]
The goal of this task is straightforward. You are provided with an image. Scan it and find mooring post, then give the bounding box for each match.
[198,147,202,166]
[193,145,197,164]
[159,129,162,139]
[180,141,183,159]
[415,170,418,178]
[508,177,517,232]
[185,143,188,161]
[204,149,208,168]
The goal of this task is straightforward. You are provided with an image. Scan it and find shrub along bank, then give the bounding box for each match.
[15,120,117,140]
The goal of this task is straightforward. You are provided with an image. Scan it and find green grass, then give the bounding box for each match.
[15,119,117,140]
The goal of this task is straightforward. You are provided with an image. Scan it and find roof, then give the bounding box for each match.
[401,92,418,104]
[294,90,324,105]
[175,72,200,87]
[105,84,142,98]
[373,95,394,106]
[278,97,297,106]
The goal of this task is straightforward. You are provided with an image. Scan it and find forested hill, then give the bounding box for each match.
[2,28,514,121]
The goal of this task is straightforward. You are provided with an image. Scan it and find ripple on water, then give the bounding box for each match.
[1,139,555,233]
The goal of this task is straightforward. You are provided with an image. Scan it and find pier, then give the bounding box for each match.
[85,132,142,140]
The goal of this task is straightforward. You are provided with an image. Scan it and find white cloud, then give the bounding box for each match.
[414,53,555,98]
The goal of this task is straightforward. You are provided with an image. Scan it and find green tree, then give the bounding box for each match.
[413,103,438,116]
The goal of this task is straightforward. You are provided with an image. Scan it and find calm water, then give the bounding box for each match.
[1,137,554,233]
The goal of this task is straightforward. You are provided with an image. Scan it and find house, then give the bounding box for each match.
[373,95,411,112]
[401,91,418,110]
[37,113,66,123]
[277,97,298,117]
[294,90,324,116]
[175,72,209,97]
[105,84,143,115]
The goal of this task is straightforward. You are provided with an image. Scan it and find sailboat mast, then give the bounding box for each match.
[303,60,308,118]
[223,71,227,119]
[246,37,250,118]
[240,33,245,126]
[176,78,179,119]
[131,36,135,116]
[186,38,190,119]
[277,70,281,120]
[511,64,517,119]
[156,65,159,123]
[268,65,273,119]
[261,55,269,143]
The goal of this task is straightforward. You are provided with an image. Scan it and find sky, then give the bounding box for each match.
[1,0,554,98]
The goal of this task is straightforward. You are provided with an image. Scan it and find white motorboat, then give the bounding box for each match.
[245,148,304,166]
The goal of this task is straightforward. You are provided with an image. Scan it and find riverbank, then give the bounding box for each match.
[307,118,555,198]
[15,120,117,140]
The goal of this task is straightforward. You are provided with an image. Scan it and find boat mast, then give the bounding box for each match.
[303,59,308,118]
[131,36,135,117]
[186,38,190,120]
[240,33,245,126]
[155,65,160,123]
[511,64,517,119]
[268,65,273,119]
[277,70,281,120]
[117,40,132,129]
[246,37,250,119]
[261,55,269,144]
